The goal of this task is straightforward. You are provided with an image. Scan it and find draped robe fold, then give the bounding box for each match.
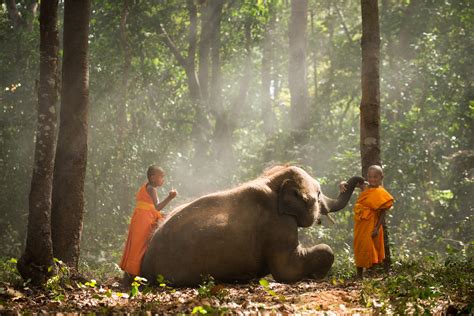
[120,184,163,276]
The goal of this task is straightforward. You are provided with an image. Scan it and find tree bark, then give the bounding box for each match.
[51,0,91,270]
[117,0,132,217]
[288,0,309,133]
[5,0,23,30]
[261,2,276,134]
[5,0,38,31]
[198,0,211,103]
[309,9,319,126]
[360,0,381,178]
[17,0,59,286]
[208,0,224,119]
[360,0,391,268]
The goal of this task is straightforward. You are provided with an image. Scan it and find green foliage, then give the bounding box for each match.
[0,258,22,286]
[130,276,148,298]
[259,278,285,301]
[0,0,471,298]
[360,247,473,314]
[46,259,72,302]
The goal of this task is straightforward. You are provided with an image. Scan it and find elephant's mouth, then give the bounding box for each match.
[315,214,336,225]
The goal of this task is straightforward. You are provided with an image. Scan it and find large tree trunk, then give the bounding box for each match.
[360,0,391,268]
[288,0,309,134]
[17,0,59,286]
[51,0,91,270]
[360,0,381,177]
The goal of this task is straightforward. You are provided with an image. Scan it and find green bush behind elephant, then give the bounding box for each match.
[141,165,363,286]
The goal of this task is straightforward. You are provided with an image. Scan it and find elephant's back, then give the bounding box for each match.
[141,189,269,285]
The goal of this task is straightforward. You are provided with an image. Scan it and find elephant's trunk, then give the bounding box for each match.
[320,176,365,213]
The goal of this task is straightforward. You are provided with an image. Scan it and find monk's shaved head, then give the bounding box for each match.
[368,165,384,176]
[147,165,165,182]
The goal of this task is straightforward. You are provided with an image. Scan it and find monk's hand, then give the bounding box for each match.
[339,181,348,192]
[371,228,379,238]
[168,189,177,199]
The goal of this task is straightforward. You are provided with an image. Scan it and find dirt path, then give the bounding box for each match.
[1,279,372,314]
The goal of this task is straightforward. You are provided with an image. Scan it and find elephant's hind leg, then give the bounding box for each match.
[267,244,334,283]
[308,244,334,279]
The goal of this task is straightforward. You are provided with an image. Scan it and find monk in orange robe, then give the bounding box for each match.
[341,165,394,278]
[120,165,177,278]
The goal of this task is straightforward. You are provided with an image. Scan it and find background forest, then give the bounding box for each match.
[0,0,472,313]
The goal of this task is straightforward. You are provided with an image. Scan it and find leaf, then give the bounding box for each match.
[259,279,269,287]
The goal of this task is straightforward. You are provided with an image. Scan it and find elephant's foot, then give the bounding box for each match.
[311,244,334,279]
[308,244,334,279]
[267,243,334,283]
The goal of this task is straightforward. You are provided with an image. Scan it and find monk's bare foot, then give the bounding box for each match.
[121,272,134,288]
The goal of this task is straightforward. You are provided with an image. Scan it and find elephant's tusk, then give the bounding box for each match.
[326,213,336,224]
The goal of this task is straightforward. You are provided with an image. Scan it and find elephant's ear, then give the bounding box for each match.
[278,179,307,218]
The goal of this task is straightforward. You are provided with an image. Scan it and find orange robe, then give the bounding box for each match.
[120,184,164,276]
[353,187,394,268]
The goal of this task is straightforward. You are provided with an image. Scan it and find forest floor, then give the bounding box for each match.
[1,273,469,315]
[0,277,373,315]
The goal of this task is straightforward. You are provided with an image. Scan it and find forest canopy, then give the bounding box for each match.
[0,0,472,314]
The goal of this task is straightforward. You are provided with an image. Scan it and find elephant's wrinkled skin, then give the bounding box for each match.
[141,165,363,286]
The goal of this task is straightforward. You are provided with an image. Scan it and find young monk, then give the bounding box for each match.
[340,165,394,279]
[120,165,177,279]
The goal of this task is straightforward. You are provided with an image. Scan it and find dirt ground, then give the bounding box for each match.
[1,278,373,314]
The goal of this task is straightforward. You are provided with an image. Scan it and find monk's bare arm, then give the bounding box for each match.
[146,185,176,212]
[372,208,389,237]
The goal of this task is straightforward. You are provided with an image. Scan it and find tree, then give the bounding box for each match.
[51,0,91,270]
[17,0,59,286]
[261,1,277,134]
[157,0,211,167]
[360,0,381,177]
[288,0,309,134]
[360,0,392,267]
[117,0,132,219]
[5,0,38,31]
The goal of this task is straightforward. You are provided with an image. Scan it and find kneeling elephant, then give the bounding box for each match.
[141,165,363,286]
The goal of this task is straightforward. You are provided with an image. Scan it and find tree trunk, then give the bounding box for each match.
[309,9,319,126]
[213,20,252,166]
[261,2,276,134]
[117,0,132,217]
[288,0,309,134]
[209,0,224,121]
[5,0,38,31]
[360,0,381,178]
[51,0,91,270]
[198,0,211,103]
[158,1,210,167]
[360,0,391,268]
[17,0,59,286]
[208,0,227,162]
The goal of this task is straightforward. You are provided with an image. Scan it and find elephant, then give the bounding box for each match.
[141,165,364,286]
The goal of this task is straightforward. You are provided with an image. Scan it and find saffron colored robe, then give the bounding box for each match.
[120,184,164,276]
[353,187,394,268]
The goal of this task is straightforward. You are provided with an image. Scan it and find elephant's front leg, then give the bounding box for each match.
[266,243,334,283]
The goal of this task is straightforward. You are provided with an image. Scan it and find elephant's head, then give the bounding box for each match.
[266,165,364,227]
